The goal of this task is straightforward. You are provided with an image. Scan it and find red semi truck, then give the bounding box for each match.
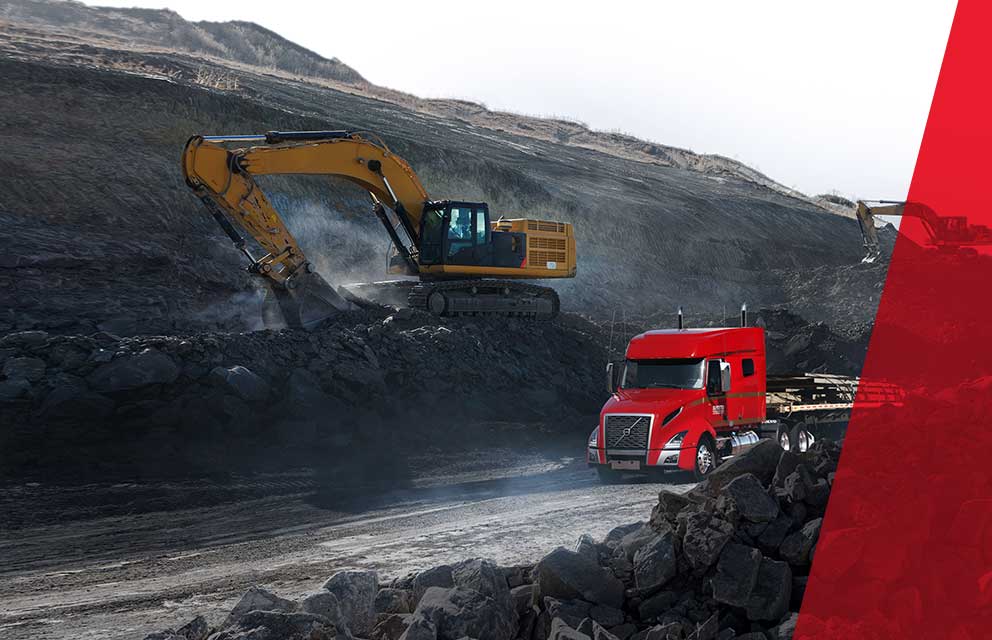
[587,322,900,482]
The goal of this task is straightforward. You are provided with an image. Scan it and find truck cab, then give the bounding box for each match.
[588,327,767,481]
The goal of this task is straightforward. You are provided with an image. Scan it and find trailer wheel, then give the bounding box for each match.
[791,425,813,452]
[595,466,623,484]
[693,436,717,481]
[777,424,796,451]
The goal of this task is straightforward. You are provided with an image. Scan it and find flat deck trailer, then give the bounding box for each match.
[587,326,901,482]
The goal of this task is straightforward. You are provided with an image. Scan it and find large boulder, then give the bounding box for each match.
[451,558,515,633]
[780,518,822,566]
[301,590,353,639]
[222,586,295,628]
[533,547,624,608]
[510,584,535,616]
[632,529,678,592]
[376,587,414,614]
[323,569,379,636]
[214,611,336,640]
[745,558,792,622]
[398,616,437,640]
[724,474,779,523]
[544,597,593,628]
[412,586,514,640]
[40,385,114,419]
[682,513,734,570]
[549,617,592,640]
[451,558,511,606]
[712,543,762,607]
[691,440,782,498]
[618,525,658,561]
[578,617,622,640]
[210,365,270,402]
[88,348,179,392]
[285,367,343,415]
[372,614,414,640]
[0,378,30,401]
[2,356,45,382]
[412,565,455,606]
[756,514,793,551]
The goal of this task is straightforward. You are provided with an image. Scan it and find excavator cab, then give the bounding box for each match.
[415,201,527,269]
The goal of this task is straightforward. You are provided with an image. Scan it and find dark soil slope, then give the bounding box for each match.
[0,5,875,337]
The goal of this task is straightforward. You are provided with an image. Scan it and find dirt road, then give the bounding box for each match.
[0,451,692,640]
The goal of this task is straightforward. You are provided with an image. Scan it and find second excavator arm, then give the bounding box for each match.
[856,200,905,263]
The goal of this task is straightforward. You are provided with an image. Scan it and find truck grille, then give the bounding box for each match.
[604,415,652,450]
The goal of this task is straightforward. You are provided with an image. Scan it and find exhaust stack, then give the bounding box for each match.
[741,303,748,327]
[678,306,684,330]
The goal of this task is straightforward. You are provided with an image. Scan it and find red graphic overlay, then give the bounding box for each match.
[796,1,992,637]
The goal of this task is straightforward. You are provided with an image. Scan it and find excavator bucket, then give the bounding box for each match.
[261,271,357,330]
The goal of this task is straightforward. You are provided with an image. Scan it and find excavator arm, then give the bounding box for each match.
[182,130,432,327]
[856,200,905,263]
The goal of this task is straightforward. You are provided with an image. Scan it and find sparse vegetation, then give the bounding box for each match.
[193,65,240,90]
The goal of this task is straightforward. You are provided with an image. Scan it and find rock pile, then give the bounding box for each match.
[143,441,837,640]
[0,308,608,480]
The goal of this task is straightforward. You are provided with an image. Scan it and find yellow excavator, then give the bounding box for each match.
[182,130,576,328]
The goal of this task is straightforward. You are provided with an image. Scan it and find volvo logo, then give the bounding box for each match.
[613,416,646,445]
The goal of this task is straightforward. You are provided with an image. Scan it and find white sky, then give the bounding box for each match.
[87,0,957,198]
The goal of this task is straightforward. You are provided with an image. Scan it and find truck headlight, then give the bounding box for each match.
[588,427,599,448]
[664,431,688,450]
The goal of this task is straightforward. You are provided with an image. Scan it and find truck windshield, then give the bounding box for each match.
[622,358,705,390]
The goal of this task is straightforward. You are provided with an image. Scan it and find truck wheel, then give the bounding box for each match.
[791,425,813,452]
[596,466,623,484]
[693,437,717,481]
[777,425,796,451]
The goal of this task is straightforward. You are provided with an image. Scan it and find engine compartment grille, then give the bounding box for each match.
[604,414,651,450]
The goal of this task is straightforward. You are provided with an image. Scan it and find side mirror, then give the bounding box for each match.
[720,362,732,393]
[606,361,623,394]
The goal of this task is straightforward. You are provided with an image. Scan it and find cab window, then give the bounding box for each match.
[476,209,488,245]
[742,358,755,377]
[447,207,474,257]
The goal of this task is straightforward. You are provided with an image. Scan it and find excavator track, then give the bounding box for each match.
[408,280,560,319]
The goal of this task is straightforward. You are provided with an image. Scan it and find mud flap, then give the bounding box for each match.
[262,271,357,330]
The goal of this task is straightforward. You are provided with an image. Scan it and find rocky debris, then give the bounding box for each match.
[323,569,379,636]
[722,474,780,523]
[533,547,625,608]
[142,615,209,640]
[631,529,678,592]
[142,442,838,640]
[88,347,180,392]
[411,586,515,640]
[376,588,414,615]
[223,586,296,629]
[210,365,271,402]
[0,310,609,480]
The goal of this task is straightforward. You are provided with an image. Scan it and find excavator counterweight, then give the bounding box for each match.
[182,130,576,328]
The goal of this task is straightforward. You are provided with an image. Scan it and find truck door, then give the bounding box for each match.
[706,359,728,429]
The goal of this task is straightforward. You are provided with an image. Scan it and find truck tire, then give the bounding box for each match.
[777,424,796,451]
[791,424,813,452]
[693,436,717,481]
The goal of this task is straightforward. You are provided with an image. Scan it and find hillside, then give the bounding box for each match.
[0,0,366,84]
[0,0,885,338]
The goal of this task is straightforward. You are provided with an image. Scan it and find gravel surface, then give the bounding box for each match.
[0,452,689,640]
